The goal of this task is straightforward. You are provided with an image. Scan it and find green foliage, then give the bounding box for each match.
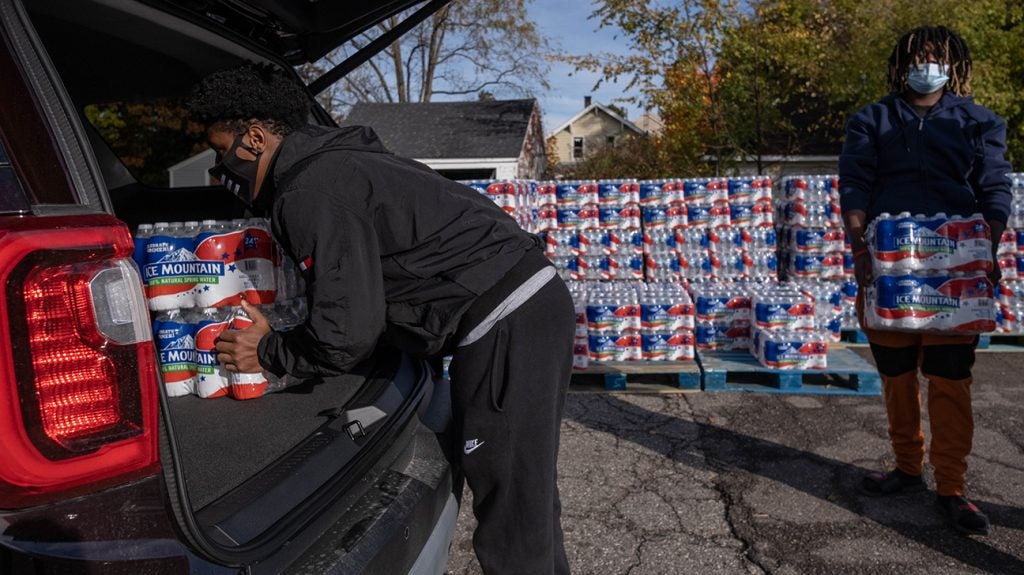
[555,133,709,180]
[85,101,208,188]
[556,134,659,179]
[950,0,1024,164]
[571,0,1024,173]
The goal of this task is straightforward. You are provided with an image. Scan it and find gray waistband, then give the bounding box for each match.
[457,266,557,347]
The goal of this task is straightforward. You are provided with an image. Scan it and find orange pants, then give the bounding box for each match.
[857,291,978,496]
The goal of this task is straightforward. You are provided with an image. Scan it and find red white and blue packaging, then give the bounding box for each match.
[864,272,996,334]
[867,212,993,273]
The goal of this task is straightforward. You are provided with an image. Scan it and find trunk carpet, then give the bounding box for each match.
[166,373,367,509]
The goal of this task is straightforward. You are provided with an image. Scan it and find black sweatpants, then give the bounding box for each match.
[449,275,575,575]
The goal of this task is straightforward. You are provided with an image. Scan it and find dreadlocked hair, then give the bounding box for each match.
[186,63,310,136]
[887,25,972,96]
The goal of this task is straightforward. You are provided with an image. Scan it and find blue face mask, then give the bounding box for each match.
[907,63,949,95]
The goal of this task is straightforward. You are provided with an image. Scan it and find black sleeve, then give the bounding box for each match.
[257,177,386,379]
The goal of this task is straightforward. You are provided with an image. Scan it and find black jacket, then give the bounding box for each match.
[256,125,540,378]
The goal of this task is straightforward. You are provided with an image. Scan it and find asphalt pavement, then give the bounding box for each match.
[445,346,1024,574]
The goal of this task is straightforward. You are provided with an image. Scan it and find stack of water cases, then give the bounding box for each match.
[641,177,777,282]
[581,282,696,362]
[636,283,695,361]
[994,173,1024,333]
[750,282,829,369]
[778,175,858,332]
[467,176,776,281]
[797,280,844,342]
[535,180,644,280]
[584,282,642,361]
[688,280,830,368]
[569,283,590,368]
[691,281,754,351]
[133,218,307,400]
[462,180,538,232]
[863,212,996,334]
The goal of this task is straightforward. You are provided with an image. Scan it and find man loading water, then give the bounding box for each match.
[189,64,574,574]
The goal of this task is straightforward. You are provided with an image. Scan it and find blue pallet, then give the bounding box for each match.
[840,329,869,344]
[977,334,1024,351]
[576,360,702,391]
[699,347,881,395]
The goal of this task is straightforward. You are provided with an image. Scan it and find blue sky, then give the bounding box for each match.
[526,0,648,135]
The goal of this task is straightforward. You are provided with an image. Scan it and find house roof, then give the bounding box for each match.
[547,102,646,138]
[634,112,665,134]
[342,99,537,159]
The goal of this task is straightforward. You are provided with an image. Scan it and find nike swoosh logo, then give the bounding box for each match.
[464,441,485,454]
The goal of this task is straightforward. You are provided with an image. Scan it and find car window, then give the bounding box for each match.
[0,32,75,207]
[83,99,211,189]
[0,139,29,212]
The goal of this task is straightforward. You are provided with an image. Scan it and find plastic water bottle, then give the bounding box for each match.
[143,221,198,311]
[227,306,270,400]
[133,223,153,273]
[153,308,197,397]
[194,306,231,399]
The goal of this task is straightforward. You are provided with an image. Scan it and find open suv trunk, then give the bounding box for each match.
[0,0,458,573]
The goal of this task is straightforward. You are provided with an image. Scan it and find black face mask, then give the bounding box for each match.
[209,134,261,205]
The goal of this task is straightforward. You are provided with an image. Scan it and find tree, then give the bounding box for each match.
[605,103,629,119]
[85,100,207,187]
[567,0,1024,172]
[563,0,746,175]
[301,0,550,121]
[716,0,1024,165]
[556,133,662,180]
[949,0,1024,165]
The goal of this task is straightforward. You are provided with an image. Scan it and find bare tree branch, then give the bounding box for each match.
[308,0,550,114]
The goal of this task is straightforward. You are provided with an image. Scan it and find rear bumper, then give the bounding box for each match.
[0,426,456,575]
[408,493,458,575]
[278,424,456,575]
[0,371,457,574]
[0,475,235,575]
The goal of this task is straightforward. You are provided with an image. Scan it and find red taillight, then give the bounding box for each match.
[0,214,160,508]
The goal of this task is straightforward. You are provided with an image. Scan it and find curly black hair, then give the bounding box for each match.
[887,26,972,96]
[187,63,310,135]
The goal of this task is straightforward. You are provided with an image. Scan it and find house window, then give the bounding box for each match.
[606,136,616,147]
[573,137,584,159]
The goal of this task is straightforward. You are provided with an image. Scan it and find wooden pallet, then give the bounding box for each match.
[573,360,702,391]
[699,347,881,395]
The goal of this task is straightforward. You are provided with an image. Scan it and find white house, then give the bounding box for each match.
[546,97,647,172]
[343,99,546,180]
[167,148,215,188]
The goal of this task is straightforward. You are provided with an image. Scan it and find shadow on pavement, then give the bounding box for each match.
[567,394,1024,573]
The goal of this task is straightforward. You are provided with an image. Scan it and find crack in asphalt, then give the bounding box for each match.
[580,394,765,573]
[683,394,771,575]
[624,531,647,575]
[448,366,1024,574]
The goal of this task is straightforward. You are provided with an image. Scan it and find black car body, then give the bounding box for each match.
[0,1,458,573]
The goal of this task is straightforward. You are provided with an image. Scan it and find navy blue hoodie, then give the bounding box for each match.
[839,92,1012,224]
